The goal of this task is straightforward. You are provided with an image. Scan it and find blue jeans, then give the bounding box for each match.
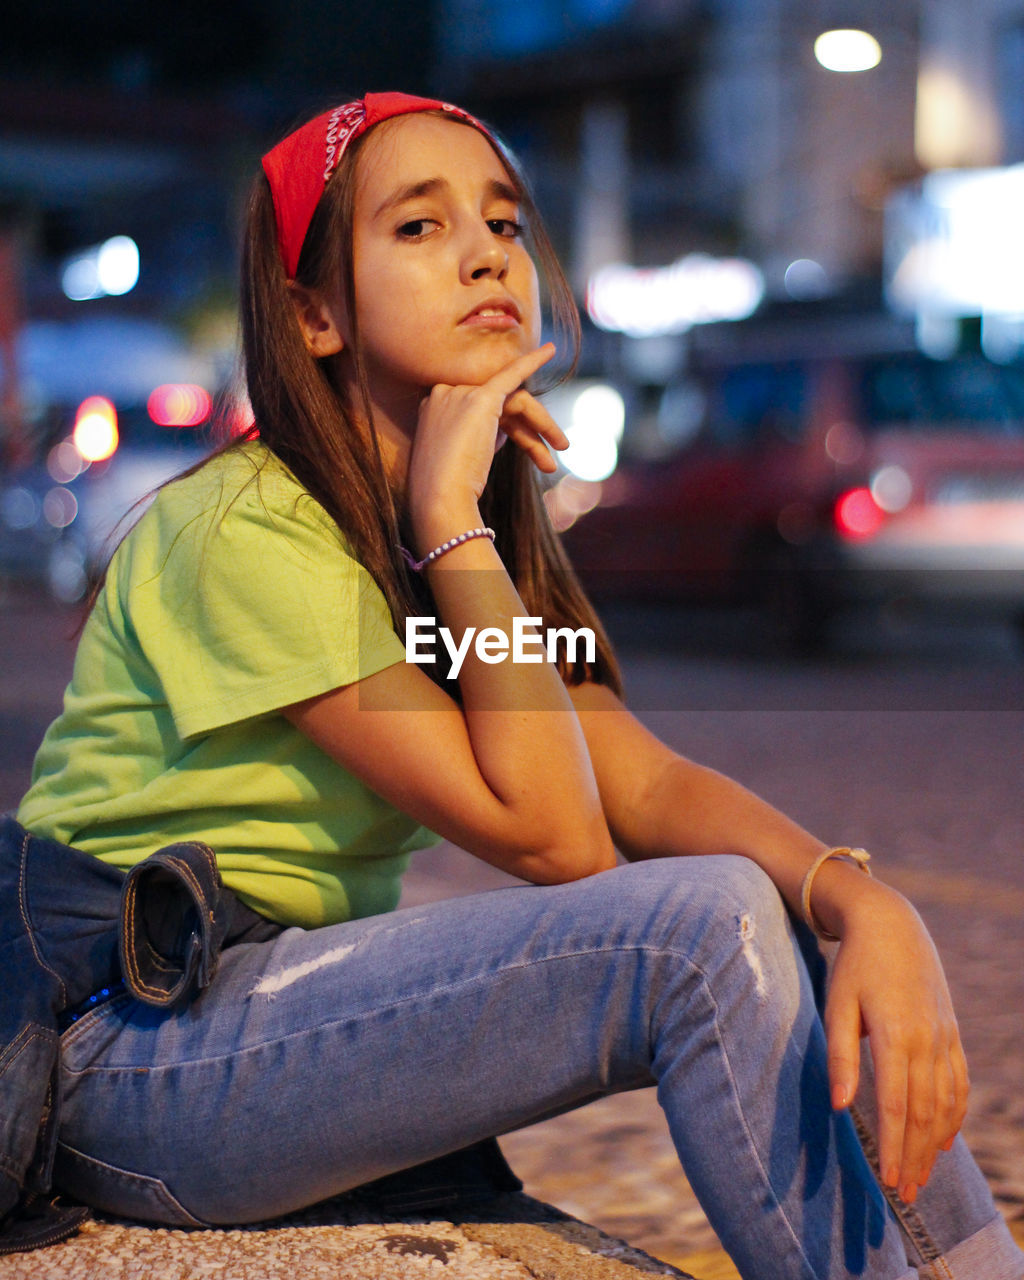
[54,856,1022,1280]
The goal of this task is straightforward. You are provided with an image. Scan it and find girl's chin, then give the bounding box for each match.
[448,347,535,387]
[365,341,539,409]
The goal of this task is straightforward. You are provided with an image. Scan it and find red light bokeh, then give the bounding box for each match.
[834,487,886,539]
[147,384,212,428]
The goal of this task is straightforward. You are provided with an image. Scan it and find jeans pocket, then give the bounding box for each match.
[53,1142,213,1229]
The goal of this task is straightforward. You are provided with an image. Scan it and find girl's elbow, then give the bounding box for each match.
[522,815,618,884]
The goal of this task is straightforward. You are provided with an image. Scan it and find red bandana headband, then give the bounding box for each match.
[262,91,493,279]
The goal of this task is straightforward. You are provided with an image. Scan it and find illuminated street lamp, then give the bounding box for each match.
[814,28,882,73]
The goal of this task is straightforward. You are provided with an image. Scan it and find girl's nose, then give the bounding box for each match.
[460,225,509,283]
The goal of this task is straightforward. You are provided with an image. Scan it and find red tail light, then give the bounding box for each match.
[147,384,212,428]
[834,487,886,539]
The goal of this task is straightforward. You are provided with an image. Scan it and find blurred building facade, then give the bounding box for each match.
[0,0,440,324]
[435,0,1024,305]
[0,0,439,459]
[3,0,1024,432]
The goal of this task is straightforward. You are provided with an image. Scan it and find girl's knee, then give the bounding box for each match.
[628,852,783,917]
[612,857,806,1027]
[605,855,791,956]
[680,858,805,1016]
[707,855,787,919]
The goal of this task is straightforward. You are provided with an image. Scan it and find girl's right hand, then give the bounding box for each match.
[823,882,969,1204]
[407,343,567,541]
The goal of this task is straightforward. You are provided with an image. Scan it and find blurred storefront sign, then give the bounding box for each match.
[585,254,765,338]
[885,165,1024,356]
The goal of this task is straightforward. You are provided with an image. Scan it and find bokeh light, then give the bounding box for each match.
[870,465,913,514]
[587,255,764,337]
[43,486,79,529]
[47,440,88,484]
[97,236,140,296]
[148,383,213,427]
[561,384,626,482]
[73,396,119,462]
[783,259,829,300]
[814,29,882,73]
[834,487,886,538]
[62,236,139,301]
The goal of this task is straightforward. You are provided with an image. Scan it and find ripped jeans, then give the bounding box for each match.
[55,856,1022,1280]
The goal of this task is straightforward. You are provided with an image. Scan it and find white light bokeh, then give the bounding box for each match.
[871,465,913,513]
[814,29,882,73]
[97,236,140,296]
[62,256,104,302]
[543,475,604,532]
[587,255,764,337]
[61,236,139,301]
[887,166,1024,322]
[43,486,79,529]
[0,486,40,531]
[47,439,88,484]
[561,384,626,482]
[783,258,829,300]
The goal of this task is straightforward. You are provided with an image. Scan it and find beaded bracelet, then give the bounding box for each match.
[800,846,872,942]
[400,526,496,572]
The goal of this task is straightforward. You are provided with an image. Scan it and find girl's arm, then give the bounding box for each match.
[284,591,616,886]
[567,678,969,1210]
[285,345,617,886]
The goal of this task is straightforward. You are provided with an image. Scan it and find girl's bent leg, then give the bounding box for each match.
[60,858,916,1277]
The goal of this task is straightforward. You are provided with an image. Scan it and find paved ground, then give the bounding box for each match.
[2,584,1022,1277]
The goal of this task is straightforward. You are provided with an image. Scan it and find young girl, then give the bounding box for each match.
[8,92,1022,1278]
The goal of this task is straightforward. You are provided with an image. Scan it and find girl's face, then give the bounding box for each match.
[341,114,543,424]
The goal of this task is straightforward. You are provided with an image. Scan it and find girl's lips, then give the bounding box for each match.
[459,300,521,329]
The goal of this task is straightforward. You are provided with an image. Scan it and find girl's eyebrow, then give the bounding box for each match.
[373,176,521,220]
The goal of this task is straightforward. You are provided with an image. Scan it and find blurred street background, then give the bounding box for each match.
[1,0,1023,1272]
[3,0,1024,638]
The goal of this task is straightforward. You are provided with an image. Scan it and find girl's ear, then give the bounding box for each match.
[288,282,346,357]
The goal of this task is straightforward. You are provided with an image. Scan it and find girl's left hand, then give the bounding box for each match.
[823,882,969,1205]
[496,384,568,475]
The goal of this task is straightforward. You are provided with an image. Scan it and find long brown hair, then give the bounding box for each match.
[240,108,622,694]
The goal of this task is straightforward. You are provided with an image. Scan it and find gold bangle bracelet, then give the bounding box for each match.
[800,846,872,942]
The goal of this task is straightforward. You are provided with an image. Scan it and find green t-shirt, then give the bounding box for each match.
[18,442,440,928]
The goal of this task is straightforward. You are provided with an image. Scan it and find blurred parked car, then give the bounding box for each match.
[0,314,236,601]
[559,314,1024,650]
[1,388,226,601]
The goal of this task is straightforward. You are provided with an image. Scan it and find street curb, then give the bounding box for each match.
[0,1192,700,1279]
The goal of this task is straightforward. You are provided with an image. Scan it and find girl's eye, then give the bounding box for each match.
[397,219,439,239]
[488,218,525,239]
